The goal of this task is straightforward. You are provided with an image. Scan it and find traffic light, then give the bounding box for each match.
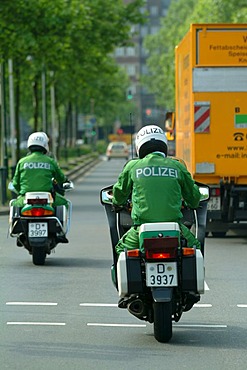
[127,90,133,100]
[145,108,152,116]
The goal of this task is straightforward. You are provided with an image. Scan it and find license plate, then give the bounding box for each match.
[145,262,178,287]
[207,197,221,211]
[28,222,48,237]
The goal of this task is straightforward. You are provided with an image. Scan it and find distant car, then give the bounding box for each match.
[106,142,129,160]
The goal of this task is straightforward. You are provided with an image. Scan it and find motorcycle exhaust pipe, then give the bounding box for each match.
[127,299,145,318]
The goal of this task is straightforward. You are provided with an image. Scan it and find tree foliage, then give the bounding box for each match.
[0,0,145,152]
[144,0,247,110]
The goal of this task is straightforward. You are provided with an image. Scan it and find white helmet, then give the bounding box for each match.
[27,132,49,152]
[135,125,168,158]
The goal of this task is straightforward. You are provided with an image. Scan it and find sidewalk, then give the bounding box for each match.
[0,206,9,215]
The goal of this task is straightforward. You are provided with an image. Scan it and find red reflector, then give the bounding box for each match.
[31,208,46,217]
[146,251,175,259]
[144,237,178,260]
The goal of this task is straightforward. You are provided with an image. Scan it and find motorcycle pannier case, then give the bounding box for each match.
[182,249,204,294]
[117,251,143,298]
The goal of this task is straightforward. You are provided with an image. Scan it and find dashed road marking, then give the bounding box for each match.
[80,303,117,307]
[174,324,227,328]
[194,304,212,308]
[6,302,58,306]
[80,302,213,308]
[87,323,146,328]
[7,322,65,326]
[87,323,227,329]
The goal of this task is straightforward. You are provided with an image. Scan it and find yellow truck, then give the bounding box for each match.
[173,23,247,236]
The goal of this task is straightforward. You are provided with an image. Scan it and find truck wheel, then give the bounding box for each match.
[32,247,46,265]
[153,301,172,343]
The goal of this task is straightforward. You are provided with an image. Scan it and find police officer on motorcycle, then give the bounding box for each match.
[9,132,70,244]
[112,124,201,256]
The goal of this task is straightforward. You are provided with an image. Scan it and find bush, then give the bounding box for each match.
[96,140,108,154]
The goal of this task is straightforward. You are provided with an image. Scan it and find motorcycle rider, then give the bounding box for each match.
[112,124,201,257]
[9,132,69,244]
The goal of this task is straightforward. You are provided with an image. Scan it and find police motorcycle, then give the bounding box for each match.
[100,182,210,343]
[8,180,74,266]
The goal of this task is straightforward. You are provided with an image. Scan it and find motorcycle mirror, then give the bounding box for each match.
[199,186,210,202]
[63,181,74,191]
[100,189,113,205]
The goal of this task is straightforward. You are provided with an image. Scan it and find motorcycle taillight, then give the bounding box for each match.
[21,208,54,217]
[144,237,178,260]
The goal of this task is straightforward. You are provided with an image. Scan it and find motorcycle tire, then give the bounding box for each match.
[153,301,172,343]
[32,247,46,266]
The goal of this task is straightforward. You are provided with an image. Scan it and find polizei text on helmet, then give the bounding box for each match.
[137,127,163,139]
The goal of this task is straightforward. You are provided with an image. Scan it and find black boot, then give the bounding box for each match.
[16,233,26,247]
[184,293,200,312]
[118,295,136,309]
[56,235,69,244]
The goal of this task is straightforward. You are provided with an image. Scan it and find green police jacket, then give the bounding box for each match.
[112,152,201,225]
[12,151,66,195]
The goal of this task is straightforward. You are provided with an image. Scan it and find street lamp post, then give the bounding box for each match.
[50,71,58,158]
[8,59,16,166]
[0,61,8,204]
[41,66,47,132]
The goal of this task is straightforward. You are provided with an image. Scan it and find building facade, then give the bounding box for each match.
[114,0,171,130]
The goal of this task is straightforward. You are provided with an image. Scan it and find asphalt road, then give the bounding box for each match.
[1,158,247,370]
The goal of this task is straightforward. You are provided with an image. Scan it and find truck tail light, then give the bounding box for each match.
[143,237,178,260]
[211,188,220,197]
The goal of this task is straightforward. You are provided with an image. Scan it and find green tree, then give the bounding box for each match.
[0,0,145,160]
[144,0,247,111]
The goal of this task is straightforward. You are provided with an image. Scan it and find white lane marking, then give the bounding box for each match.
[80,303,118,307]
[204,281,210,290]
[87,323,146,328]
[6,302,57,306]
[194,304,212,308]
[174,324,227,328]
[7,322,65,326]
[87,323,226,329]
[237,304,247,308]
[80,303,212,308]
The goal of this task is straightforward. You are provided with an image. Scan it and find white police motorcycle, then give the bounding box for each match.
[100,182,210,343]
[8,181,73,266]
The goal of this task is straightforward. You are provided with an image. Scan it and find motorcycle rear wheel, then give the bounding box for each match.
[153,301,172,343]
[32,247,46,266]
